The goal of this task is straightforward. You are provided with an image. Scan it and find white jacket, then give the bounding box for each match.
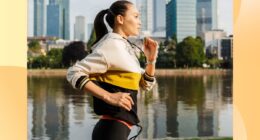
[67,32,156,91]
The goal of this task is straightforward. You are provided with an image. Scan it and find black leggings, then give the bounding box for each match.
[92,119,131,140]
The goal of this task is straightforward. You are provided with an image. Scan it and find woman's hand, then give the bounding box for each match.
[102,92,134,111]
[143,37,159,62]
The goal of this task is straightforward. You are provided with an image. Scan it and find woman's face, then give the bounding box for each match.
[120,4,141,36]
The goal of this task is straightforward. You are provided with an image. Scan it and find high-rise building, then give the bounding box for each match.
[47,0,60,37]
[46,0,70,40]
[166,0,197,42]
[197,0,218,38]
[136,0,153,36]
[34,0,46,37]
[60,0,70,40]
[203,29,226,48]
[203,29,227,59]
[153,0,166,37]
[74,16,85,41]
[220,36,233,60]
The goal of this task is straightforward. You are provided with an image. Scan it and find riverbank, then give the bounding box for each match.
[27,69,232,77]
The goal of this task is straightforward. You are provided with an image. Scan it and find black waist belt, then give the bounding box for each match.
[92,81,140,125]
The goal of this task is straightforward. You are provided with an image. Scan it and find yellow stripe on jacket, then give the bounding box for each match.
[89,70,141,90]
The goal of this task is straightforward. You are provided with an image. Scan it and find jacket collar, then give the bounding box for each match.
[107,32,126,40]
[91,32,127,50]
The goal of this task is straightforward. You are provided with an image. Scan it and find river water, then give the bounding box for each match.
[28,75,232,140]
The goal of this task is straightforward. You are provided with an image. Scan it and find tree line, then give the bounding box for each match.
[27,34,232,69]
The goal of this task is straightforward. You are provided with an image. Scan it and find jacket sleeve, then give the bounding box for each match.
[139,68,156,91]
[66,49,109,90]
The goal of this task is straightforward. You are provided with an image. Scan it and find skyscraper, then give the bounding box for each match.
[74,16,85,41]
[34,0,46,37]
[197,0,218,38]
[153,0,166,37]
[166,0,197,42]
[46,0,70,40]
[136,0,166,37]
[60,0,70,40]
[136,0,153,36]
[47,0,60,37]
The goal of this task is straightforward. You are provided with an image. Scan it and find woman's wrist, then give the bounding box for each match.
[145,64,155,77]
[101,91,111,102]
[143,72,155,82]
[146,59,156,65]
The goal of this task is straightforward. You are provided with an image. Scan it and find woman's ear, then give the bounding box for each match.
[116,15,124,25]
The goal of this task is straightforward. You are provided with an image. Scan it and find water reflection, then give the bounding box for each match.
[28,75,232,140]
[137,75,232,139]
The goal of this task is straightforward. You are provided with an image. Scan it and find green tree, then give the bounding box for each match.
[171,33,177,43]
[176,36,205,68]
[166,35,177,67]
[156,41,176,68]
[28,40,41,53]
[154,34,178,68]
[206,57,222,68]
[62,41,88,67]
[164,34,177,50]
[87,28,96,52]
[156,44,167,68]
[47,48,63,68]
[31,55,48,68]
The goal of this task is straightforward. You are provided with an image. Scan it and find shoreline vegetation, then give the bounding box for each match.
[27,69,232,77]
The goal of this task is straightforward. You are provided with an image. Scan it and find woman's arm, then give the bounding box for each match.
[139,37,158,91]
[83,81,134,111]
[67,49,133,111]
[145,63,155,76]
[143,37,158,76]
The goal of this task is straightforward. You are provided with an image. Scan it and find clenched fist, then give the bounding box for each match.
[143,37,159,62]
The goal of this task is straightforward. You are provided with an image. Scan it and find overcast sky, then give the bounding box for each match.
[27,0,233,39]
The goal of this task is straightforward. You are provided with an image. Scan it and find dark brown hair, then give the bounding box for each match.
[93,0,133,45]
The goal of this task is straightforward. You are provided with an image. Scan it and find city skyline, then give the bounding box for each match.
[28,0,233,40]
[34,0,70,39]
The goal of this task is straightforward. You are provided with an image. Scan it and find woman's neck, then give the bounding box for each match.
[113,28,128,39]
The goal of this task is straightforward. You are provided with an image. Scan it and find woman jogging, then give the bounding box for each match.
[67,1,158,139]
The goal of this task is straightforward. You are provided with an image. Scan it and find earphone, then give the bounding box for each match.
[122,37,147,63]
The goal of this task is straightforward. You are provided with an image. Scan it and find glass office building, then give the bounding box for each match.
[153,0,166,37]
[74,16,85,42]
[197,0,218,38]
[34,0,46,36]
[60,0,70,40]
[136,0,153,35]
[46,0,70,40]
[47,1,60,37]
[166,0,197,42]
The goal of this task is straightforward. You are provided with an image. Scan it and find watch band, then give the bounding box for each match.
[146,60,156,65]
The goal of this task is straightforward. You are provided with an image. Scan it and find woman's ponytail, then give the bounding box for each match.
[92,1,133,45]
[93,10,109,45]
